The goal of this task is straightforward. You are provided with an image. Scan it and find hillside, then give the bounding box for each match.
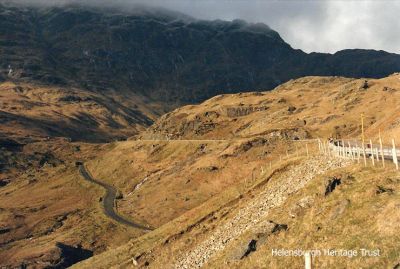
[142,74,400,140]
[88,74,400,233]
[1,74,400,268]
[0,81,160,142]
[75,155,400,269]
[1,2,400,268]
[0,139,150,268]
[1,3,400,110]
[60,74,400,269]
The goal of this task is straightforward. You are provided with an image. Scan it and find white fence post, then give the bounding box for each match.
[392,139,399,170]
[370,139,375,166]
[336,144,339,157]
[348,142,354,161]
[335,142,339,157]
[362,142,367,167]
[347,141,350,158]
[343,143,346,158]
[341,139,345,158]
[354,147,357,161]
[375,148,380,162]
[305,252,312,269]
[380,136,385,168]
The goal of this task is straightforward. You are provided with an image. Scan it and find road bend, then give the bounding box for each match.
[79,164,153,231]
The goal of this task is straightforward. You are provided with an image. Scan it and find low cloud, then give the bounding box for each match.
[2,0,399,53]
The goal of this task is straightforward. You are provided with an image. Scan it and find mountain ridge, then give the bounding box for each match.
[1,3,400,108]
[2,4,400,269]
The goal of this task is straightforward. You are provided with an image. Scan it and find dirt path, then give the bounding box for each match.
[79,165,153,231]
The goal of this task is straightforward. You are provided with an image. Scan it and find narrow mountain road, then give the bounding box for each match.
[78,164,153,231]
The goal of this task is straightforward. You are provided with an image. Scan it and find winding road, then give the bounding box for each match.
[78,164,153,230]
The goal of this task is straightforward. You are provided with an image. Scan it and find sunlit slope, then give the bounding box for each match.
[73,74,400,268]
[142,74,400,141]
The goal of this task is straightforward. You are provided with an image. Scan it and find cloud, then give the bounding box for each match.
[2,0,400,53]
[279,1,400,53]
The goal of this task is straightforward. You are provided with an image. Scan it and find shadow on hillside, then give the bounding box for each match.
[50,242,93,268]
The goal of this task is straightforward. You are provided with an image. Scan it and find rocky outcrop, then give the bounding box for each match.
[263,128,310,140]
[148,115,218,139]
[225,106,270,118]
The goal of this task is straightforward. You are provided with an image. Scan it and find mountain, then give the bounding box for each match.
[1,3,400,109]
[1,3,400,142]
[70,74,399,269]
[2,3,400,269]
[2,74,400,268]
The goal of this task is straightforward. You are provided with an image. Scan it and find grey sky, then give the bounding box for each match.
[5,0,400,53]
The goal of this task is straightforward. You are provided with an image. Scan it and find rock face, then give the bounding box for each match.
[1,3,400,108]
[225,106,270,118]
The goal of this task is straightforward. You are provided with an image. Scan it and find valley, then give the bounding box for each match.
[1,3,400,268]
[1,74,400,268]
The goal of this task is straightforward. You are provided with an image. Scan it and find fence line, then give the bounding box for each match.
[323,137,399,170]
[249,136,399,194]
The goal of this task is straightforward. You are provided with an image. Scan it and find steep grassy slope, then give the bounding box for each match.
[71,74,400,268]
[73,156,400,269]
[203,165,400,269]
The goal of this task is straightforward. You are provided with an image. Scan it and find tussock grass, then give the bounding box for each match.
[205,164,400,269]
